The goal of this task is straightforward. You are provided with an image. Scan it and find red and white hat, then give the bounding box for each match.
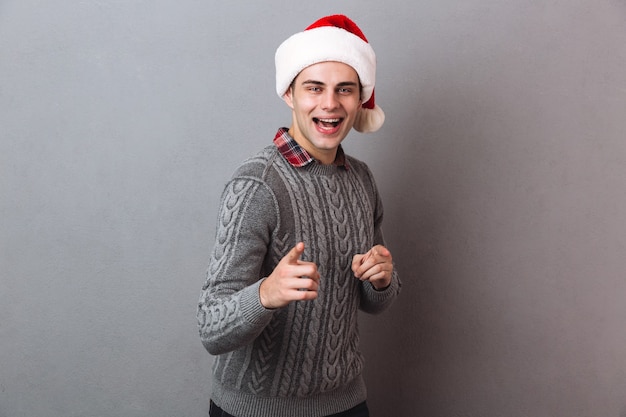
[275,14,385,133]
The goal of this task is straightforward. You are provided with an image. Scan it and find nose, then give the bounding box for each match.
[320,90,340,111]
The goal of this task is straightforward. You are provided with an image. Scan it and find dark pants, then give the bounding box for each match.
[209,400,370,417]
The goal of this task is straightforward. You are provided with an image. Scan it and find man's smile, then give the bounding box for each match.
[313,117,343,131]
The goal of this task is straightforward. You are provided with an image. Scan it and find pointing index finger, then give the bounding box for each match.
[286,242,305,264]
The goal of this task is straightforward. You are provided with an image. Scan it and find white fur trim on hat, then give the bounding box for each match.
[275,26,376,104]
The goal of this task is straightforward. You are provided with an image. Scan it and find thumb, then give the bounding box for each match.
[285,242,305,264]
[374,245,391,258]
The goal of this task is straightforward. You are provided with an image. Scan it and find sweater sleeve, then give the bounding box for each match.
[358,165,402,314]
[197,176,278,355]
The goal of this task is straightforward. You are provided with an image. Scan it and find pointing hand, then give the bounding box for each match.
[352,245,393,290]
[260,242,320,309]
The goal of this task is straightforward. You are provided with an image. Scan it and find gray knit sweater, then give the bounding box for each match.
[197,141,401,417]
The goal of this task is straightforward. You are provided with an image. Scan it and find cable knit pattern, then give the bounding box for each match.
[197,142,401,417]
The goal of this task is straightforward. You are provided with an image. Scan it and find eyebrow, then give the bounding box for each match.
[300,80,359,88]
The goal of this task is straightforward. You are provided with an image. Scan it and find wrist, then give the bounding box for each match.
[258,278,274,309]
[371,281,391,291]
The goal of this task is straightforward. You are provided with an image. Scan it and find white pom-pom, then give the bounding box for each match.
[353,105,385,133]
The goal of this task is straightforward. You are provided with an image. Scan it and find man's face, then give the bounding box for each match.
[284,61,362,165]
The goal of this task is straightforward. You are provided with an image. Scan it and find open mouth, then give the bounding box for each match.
[313,117,342,130]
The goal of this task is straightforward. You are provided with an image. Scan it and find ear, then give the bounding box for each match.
[283,87,295,109]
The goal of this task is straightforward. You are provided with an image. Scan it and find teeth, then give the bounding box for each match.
[318,118,340,123]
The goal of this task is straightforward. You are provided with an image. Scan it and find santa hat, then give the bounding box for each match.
[275,14,385,133]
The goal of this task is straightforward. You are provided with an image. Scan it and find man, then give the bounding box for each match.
[197,14,401,417]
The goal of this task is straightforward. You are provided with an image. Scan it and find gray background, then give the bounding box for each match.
[2,1,626,416]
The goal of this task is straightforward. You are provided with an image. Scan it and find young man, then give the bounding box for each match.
[197,15,401,417]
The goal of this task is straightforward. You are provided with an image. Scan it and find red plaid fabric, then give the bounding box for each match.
[273,127,349,169]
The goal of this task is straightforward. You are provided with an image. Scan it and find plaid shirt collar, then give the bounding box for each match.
[273,127,349,169]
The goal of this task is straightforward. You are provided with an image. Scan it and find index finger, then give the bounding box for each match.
[284,242,305,264]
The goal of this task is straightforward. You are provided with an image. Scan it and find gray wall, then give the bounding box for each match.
[2,1,625,416]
